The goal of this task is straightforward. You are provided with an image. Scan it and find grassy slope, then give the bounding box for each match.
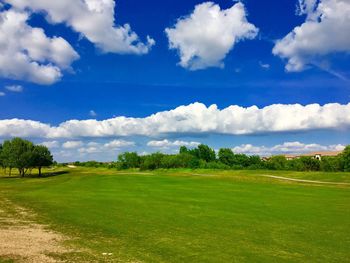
[0,168,350,262]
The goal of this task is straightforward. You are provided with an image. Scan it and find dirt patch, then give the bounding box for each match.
[258,174,350,186]
[0,199,70,262]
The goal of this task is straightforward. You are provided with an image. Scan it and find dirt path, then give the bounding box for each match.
[0,199,70,262]
[189,173,350,186]
[257,174,350,186]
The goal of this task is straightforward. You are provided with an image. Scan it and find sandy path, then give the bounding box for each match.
[0,199,70,262]
[189,173,350,186]
[257,174,350,186]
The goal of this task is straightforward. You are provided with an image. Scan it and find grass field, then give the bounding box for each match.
[1,168,350,262]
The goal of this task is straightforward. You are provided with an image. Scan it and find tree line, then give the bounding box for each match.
[0,138,53,177]
[75,144,350,172]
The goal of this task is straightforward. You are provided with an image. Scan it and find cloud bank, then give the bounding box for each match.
[233,141,345,156]
[165,2,258,70]
[5,85,23,92]
[5,0,155,55]
[1,102,350,139]
[273,0,350,72]
[0,9,79,84]
[147,139,200,148]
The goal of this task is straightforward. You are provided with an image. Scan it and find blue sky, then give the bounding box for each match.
[0,0,349,161]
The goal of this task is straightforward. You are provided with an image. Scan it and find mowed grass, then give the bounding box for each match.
[1,168,350,262]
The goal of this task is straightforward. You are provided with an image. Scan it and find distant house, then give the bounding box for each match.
[284,154,298,161]
[283,151,342,161]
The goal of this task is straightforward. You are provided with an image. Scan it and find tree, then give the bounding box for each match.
[177,153,199,168]
[320,156,342,172]
[1,140,13,175]
[1,138,34,176]
[0,143,3,171]
[8,138,34,177]
[140,153,164,170]
[118,152,141,169]
[193,144,216,162]
[298,156,320,171]
[32,145,53,176]
[179,146,188,154]
[218,148,235,166]
[340,145,350,172]
[267,155,287,170]
[248,155,263,169]
[231,154,251,168]
[0,138,54,177]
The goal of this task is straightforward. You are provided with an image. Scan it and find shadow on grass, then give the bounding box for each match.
[0,170,69,179]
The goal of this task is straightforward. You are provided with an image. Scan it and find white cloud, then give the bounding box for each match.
[259,62,270,70]
[0,91,5,96]
[62,140,83,149]
[165,2,258,70]
[0,118,50,137]
[5,0,155,55]
[147,139,200,148]
[104,139,135,149]
[273,0,350,72]
[5,85,23,92]
[40,140,60,148]
[1,102,350,138]
[89,110,97,117]
[0,9,79,84]
[233,142,345,156]
[77,139,135,154]
[78,146,101,154]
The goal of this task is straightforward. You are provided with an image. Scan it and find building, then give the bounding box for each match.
[283,151,342,161]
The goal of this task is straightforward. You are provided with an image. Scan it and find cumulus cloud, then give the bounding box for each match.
[147,139,200,148]
[273,0,350,72]
[0,9,79,84]
[1,102,350,138]
[233,141,345,156]
[259,62,270,70]
[77,139,135,154]
[89,110,97,117]
[5,0,155,55]
[0,118,51,137]
[5,85,23,92]
[104,139,135,149]
[62,140,83,149]
[165,2,258,70]
[40,140,60,148]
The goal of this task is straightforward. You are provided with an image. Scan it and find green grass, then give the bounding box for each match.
[1,168,350,262]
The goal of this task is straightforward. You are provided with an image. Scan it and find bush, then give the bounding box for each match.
[266,156,287,170]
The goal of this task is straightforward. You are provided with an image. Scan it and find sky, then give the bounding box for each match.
[0,0,349,162]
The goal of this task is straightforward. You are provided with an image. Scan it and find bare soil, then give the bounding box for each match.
[0,199,69,263]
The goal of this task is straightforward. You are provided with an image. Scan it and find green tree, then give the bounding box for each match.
[160,155,178,168]
[0,143,3,170]
[179,146,188,154]
[320,156,342,172]
[2,138,33,176]
[218,148,235,166]
[248,155,263,169]
[177,153,199,168]
[298,156,320,171]
[267,155,287,170]
[286,158,304,171]
[340,145,350,171]
[118,152,141,169]
[231,154,251,168]
[9,138,34,177]
[32,145,53,176]
[140,153,164,170]
[194,144,216,162]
